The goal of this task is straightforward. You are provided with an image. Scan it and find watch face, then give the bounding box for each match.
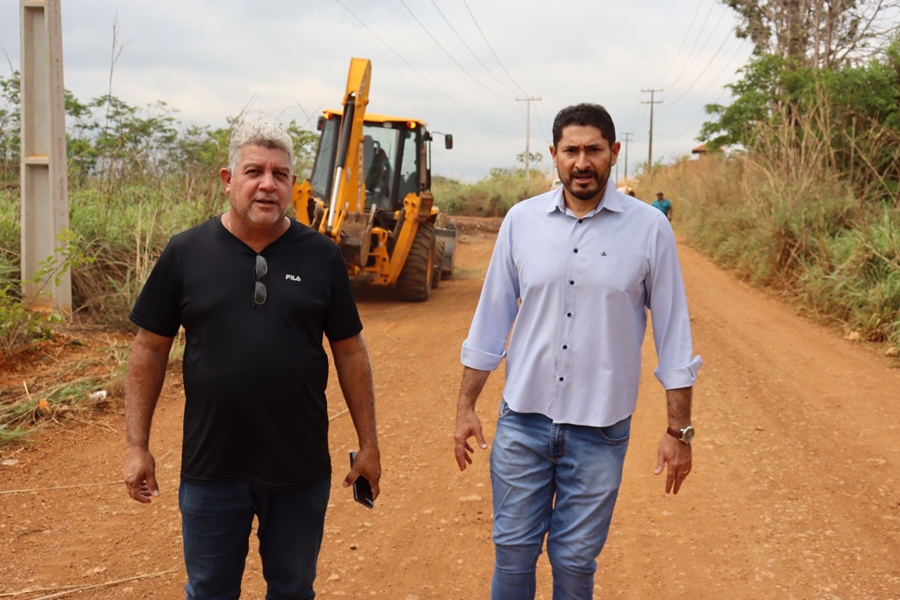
[682,426,695,444]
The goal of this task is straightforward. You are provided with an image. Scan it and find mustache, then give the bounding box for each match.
[570,168,598,178]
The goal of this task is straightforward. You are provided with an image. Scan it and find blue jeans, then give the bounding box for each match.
[490,401,631,600]
[178,477,330,600]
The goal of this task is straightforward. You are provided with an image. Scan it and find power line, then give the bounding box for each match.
[661,43,749,141]
[537,99,553,145]
[462,0,530,96]
[655,0,707,89]
[666,31,736,108]
[333,0,509,135]
[687,39,750,102]
[399,0,515,99]
[662,85,732,142]
[428,0,523,97]
[661,0,717,93]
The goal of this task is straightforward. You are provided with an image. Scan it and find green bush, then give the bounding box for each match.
[433,169,552,217]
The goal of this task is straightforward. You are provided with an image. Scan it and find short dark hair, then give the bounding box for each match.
[552,103,616,147]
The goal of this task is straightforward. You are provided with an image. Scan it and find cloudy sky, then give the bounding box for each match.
[0,0,754,181]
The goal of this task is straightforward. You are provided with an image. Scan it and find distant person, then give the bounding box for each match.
[123,120,381,599]
[453,103,701,599]
[653,190,673,220]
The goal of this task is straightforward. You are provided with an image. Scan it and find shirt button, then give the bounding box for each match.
[559,377,564,382]
[573,249,578,253]
[567,313,572,317]
[569,280,574,285]
[563,345,568,349]
[578,219,583,223]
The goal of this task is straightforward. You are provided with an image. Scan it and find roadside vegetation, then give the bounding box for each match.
[2,0,899,443]
[642,2,900,345]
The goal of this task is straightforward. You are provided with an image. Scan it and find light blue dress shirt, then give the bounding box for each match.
[461,185,702,427]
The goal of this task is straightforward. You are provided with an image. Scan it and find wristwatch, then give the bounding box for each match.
[666,425,695,444]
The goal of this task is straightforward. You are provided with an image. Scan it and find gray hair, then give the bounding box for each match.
[227,121,294,173]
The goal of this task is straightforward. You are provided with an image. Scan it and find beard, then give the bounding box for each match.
[241,195,288,225]
[561,165,611,203]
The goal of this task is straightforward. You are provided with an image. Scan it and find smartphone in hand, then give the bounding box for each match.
[349,451,374,509]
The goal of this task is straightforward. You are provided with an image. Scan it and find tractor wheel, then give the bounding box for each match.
[396,221,435,302]
[432,237,445,289]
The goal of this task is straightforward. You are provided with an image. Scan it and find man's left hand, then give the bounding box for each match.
[654,434,692,495]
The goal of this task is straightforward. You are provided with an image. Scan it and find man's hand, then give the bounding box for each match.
[123,446,160,503]
[453,367,492,471]
[454,408,488,471]
[653,434,692,495]
[343,445,381,500]
[123,328,172,504]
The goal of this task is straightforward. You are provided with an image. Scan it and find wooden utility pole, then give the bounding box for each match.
[622,132,633,182]
[516,97,540,191]
[20,0,71,316]
[641,88,663,174]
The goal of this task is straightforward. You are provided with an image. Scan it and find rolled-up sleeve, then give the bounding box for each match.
[646,217,703,389]
[460,217,520,372]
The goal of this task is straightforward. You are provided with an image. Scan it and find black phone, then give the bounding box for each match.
[349,451,374,509]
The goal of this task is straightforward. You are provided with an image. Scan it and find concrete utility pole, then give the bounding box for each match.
[20,0,71,316]
[641,88,663,174]
[621,132,633,182]
[516,97,540,191]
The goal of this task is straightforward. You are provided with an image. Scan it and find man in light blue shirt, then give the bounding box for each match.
[652,191,673,220]
[453,103,701,600]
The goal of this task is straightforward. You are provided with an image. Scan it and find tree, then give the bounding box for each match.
[723,0,900,67]
[515,151,543,167]
[0,72,21,183]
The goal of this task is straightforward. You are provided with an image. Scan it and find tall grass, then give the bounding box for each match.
[69,181,227,327]
[646,101,900,343]
[0,176,228,331]
[433,169,552,217]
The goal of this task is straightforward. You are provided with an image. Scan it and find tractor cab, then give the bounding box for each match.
[306,111,451,230]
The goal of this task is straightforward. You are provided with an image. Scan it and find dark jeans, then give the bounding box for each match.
[178,477,330,600]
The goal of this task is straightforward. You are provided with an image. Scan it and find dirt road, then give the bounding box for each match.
[2,221,900,599]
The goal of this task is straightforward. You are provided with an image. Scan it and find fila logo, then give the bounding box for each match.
[601,252,608,256]
[285,274,302,282]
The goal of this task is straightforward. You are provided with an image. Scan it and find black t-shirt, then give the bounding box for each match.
[130,216,363,488]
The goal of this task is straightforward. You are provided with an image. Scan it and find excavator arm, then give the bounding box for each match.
[320,58,372,244]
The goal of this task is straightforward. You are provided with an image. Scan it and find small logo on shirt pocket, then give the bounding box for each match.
[285,274,302,282]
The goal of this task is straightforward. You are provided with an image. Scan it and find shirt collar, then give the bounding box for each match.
[545,183,624,217]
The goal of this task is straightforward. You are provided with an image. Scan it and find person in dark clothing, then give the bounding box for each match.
[123,120,380,600]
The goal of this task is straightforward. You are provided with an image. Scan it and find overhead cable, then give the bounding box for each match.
[333,0,509,135]
[662,0,718,93]
[462,0,530,96]
[399,0,516,100]
[655,0,707,89]
[666,32,737,108]
[429,0,524,97]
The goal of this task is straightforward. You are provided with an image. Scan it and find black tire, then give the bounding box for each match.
[396,221,435,302]
[432,237,445,289]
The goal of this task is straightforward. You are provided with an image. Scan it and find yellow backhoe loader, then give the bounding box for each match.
[292,58,456,301]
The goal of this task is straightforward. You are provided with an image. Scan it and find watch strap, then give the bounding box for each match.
[667,426,694,443]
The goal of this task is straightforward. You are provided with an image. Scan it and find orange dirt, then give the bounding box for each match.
[2,217,900,599]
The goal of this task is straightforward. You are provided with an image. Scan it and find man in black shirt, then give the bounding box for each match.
[123,121,380,599]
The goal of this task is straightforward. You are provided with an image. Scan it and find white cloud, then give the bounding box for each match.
[0,0,753,180]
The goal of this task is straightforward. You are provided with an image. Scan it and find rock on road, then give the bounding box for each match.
[1,221,899,599]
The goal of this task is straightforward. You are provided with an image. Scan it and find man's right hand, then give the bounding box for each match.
[123,446,160,503]
[454,408,487,471]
